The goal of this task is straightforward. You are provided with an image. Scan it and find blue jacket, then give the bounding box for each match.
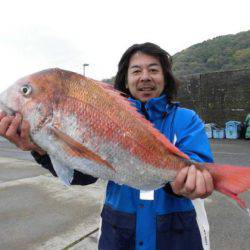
[99,95,213,250]
[32,95,213,250]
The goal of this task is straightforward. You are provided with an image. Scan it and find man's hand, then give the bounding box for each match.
[171,165,214,199]
[0,112,46,155]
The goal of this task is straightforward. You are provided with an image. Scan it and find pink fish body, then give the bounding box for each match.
[0,68,249,211]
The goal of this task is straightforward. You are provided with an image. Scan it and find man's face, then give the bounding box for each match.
[126,52,165,102]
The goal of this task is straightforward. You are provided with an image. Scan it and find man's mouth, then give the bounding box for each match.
[138,86,156,91]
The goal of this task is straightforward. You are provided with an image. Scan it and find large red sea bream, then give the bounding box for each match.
[0,68,250,212]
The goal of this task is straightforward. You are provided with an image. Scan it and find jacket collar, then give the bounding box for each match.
[128,95,179,118]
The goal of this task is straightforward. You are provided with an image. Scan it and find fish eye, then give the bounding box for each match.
[21,84,32,96]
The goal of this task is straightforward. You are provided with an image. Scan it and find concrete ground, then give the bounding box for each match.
[0,138,249,249]
[208,139,250,250]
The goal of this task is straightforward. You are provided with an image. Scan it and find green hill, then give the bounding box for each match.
[172,30,250,76]
[102,30,250,82]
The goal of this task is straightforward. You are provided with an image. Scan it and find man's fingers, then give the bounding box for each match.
[202,169,214,196]
[195,170,206,197]
[0,116,15,136]
[0,113,39,152]
[5,113,22,139]
[172,165,214,199]
[20,120,44,153]
[20,120,30,140]
[184,165,196,193]
[18,120,36,151]
[171,167,189,194]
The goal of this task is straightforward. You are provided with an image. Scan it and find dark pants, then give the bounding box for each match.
[98,205,203,250]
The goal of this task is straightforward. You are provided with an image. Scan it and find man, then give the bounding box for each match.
[0,42,213,250]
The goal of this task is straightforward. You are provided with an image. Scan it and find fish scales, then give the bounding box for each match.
[1,68,250,211]
[57,73,186,170]
[55,91,180,171]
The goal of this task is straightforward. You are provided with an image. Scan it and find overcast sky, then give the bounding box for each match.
[0,0,249,92]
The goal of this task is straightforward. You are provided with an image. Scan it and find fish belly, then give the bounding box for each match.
[34,129,176,190]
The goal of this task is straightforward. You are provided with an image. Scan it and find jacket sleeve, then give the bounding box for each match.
[174,109,214,163]
[163,109,214,197]
[31,151,98,185]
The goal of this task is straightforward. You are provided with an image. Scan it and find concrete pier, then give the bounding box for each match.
[0,138,249,249]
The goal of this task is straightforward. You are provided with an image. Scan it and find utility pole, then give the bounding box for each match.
[83,63,89,76]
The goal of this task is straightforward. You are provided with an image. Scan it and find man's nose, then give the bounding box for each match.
[140,70,151,81]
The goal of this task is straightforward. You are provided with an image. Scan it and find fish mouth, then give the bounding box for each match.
[0,101,15,115]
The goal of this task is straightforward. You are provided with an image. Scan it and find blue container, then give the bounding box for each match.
[245,114,250,139]
[212,128,225,139]
[205,123,216,139]
[225,121,242,139]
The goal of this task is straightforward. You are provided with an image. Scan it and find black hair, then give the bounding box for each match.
[114,42,179,102]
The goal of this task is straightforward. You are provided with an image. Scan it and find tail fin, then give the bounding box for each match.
[205,163,250,213]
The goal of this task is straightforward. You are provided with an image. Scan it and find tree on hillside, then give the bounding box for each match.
[173,30,250,76]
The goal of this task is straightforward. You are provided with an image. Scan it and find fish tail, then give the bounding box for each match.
[205,163,250,213]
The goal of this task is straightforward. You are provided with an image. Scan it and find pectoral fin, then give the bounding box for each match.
[50,156,74,186]
[50,126,115,171]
